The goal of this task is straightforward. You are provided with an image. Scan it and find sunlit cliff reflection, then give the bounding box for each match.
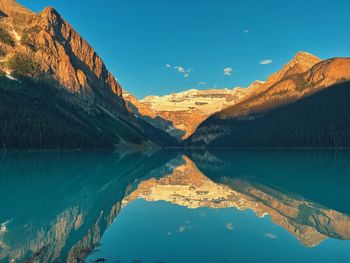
[123,155,350,247]
[0,150,177,263]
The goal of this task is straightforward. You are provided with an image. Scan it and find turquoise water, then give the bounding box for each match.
[1,150,350,262]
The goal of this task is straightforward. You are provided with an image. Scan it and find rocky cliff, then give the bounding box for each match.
[0,0,123,103]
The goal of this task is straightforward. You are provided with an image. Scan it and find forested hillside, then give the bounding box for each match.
[0,75,154,149]
[187,81,350,147]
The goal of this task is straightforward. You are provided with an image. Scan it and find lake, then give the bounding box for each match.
[1,149,350,262]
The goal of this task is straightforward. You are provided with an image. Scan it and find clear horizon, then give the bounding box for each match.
[18,0,350,98]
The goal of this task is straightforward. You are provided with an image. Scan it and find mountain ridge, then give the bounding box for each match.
[186,54,350,147]
[216,57,350,119]
[124,86,252,139]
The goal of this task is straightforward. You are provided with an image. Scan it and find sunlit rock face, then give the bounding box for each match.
[0,0,123,103]
[266,52,321,84]
[123,155,350,247]
[126,87,252,139]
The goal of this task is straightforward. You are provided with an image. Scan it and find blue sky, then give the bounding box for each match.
[19,0,350,98]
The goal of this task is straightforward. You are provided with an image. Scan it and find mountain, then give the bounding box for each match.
[186,52,350,147]
[266,51,321,84]
[124,87,252,140]
[0,0,178,149]
[0,0,123,103]
[123,91,185,140]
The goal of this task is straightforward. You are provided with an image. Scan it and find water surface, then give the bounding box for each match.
[1,150,350,262]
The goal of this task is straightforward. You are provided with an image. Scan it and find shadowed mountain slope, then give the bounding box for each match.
[187,54,350,147]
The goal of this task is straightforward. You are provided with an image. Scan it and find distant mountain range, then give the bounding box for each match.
[124,87,253,140]
[1,0,350,149]
[126,51,350,148]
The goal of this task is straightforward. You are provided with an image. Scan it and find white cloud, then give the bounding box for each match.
[176,66,186,73]
[198,81,206,85]
[260,59,273,65]
[224,67,233,76]
[166,64,192,77]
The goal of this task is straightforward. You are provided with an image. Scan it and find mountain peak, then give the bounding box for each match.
[39,6,63,26]
[247,80,265,89]
[40,6,59,18]
[294,51,317,57]
[267,51,321,83]
[292,51,321,64]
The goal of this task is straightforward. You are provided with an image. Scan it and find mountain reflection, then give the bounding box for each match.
[0,150,177,263]
[1,150,350,262]
[124,154,350,247]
